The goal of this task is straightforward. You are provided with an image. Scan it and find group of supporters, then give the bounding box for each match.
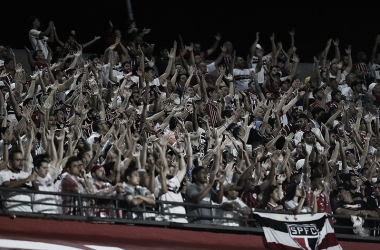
[1,16,380,236]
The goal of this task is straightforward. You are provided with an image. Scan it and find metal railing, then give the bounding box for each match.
[0,186,379,242]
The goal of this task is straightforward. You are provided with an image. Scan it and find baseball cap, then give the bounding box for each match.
[147,135,159,142]
[296,159,305,171]
[223,182,242,193]
[256,44,263,50]
[90,164,104,174]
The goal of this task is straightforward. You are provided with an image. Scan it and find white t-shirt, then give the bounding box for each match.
[284,199,311,213]
[155,175,187,223]
[250,54,270,84]
[233,68,256,91]
[33,173,60,214]
[213,196,248,226]
[371,63,380,80]
[293,128,325,146]
[0,168,33,212]
[29,29,49,59]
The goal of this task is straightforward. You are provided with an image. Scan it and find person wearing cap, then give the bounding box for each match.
[333,183,378,234]
[246,32,271,86]
[213,182,250,226]
[368,81,380,106]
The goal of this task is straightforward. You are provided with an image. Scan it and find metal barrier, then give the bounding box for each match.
[0,186,379,242]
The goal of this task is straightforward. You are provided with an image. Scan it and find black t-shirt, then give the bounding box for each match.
[333,199,373,234]
[247,129,273,148]
[185,112,202,128]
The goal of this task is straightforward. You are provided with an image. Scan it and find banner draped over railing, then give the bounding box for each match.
[253,212,342,250]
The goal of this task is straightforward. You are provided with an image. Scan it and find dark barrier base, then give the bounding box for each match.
[0,215,378,250]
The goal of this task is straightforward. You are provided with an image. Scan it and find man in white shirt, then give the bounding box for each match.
[230,51,263,91]
[87,119,110,146]
[293,113,325,148]
[0,150,38,212]
[33,158,61,214]
[28,16,54,60]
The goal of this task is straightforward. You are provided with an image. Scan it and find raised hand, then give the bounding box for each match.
[131,133,140,142]
[56,128,66,141]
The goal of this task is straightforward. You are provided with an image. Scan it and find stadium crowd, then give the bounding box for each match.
[1,16,380,236]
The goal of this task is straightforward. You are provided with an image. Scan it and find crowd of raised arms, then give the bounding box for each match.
[1,16,380,235]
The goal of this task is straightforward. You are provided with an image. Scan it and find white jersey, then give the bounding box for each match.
[371,63,380,80]
[233,68,256,91]
[0,168,33,212]
[154,175,187,223]
[213,196,248,226]
[250,54,270,84]
[293,127,324,146]
[28,29,49,59]
[33,173,60,214]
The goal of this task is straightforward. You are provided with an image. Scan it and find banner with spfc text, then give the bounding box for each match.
[253,212,342,250]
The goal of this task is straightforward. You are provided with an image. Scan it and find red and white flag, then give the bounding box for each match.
[253,212,342,250]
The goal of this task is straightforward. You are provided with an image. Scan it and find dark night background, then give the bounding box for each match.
[2,1,380,63]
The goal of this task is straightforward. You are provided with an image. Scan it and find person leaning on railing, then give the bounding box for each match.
[0,149,39,213]
[333,183,378,234]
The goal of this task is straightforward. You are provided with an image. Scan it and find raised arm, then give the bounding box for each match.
[81,36,101,50]
[331,39,341,64]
